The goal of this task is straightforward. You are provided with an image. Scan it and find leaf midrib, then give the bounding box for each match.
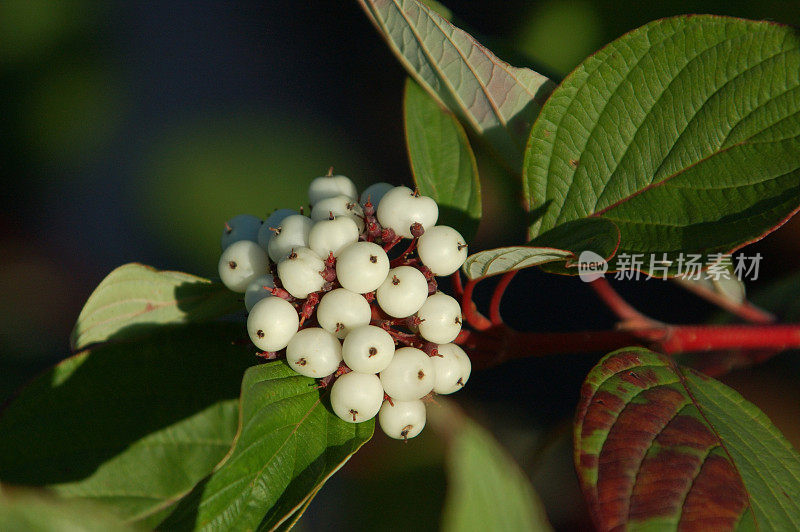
[674,368,759,531]
[199,387,324,530]
[592,35,789,214]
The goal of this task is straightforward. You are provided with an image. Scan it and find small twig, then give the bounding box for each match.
[588,277,660,328]
[489,271,517,326]
[461,279,492,331]
[672,277,775,324]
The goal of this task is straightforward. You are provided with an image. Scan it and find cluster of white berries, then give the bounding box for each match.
[217,171,471,440]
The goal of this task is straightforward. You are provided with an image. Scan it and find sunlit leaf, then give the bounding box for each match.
[359,0,556,170]
[525,16,800,274]
[70,263,239,350]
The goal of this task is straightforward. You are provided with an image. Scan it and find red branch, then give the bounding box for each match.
[489,271,517,325]
[455,323,800,370]
[461,279,492,331]
[673,278,775,324]
[588,277,658,328]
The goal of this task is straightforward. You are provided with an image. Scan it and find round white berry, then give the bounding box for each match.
[221,214,262,250]
[277,247,325,299]
[360,182,394,208]
[218,240,269,293]
[417,225,468,276]
[431,343,471,394]
[286,327,343,378]
[247,297,299,352]
[417,292,462,344]
[330,371,384,423]
[378,399,426,440]
[308,216,360,258]
[379,347,434,401]
[342,325,396,374]
[311,195,365,232]
[244,274,275,312]
[376,186,438,238]
[267,214,313,263]
[336,242,390,294]
[317,288,372,339]
[308,173,358,206]
[376,266,428,318]
[257,209,297,250]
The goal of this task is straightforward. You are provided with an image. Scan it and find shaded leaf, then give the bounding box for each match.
[429,401,552,531]
[462,217,619,279]
[161,362,374,531]
[0,322,254,528]
[0,491,136,532]
[525,16,800,273]
[575,347,800,530]
[359,0,556,169]
[462,247,572,280]
[70,263,240,350]
[404,78,481,241]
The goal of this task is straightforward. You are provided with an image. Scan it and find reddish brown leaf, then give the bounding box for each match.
[575,348,800,531]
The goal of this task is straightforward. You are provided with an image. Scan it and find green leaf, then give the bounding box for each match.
[0,491,137,532]
[462,247,572,280]
[524,16,800,273]
[428,401,552,531]
[462,217,620,279]
[404,78,481,241]
[358,0,556,170]
[70,263,240,350]
[575,347,800,530]
[160,362,374,531]
[0,322,254,528]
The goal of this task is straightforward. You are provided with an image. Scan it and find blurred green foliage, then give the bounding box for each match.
[138,113,372,273]
[516,0,603,77]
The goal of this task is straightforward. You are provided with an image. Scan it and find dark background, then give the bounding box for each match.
[2,1,800,529]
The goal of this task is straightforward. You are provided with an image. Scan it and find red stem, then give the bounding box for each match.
[673,278,775,324]
[461,279,492,331]
[451,271,464,298]
[455,322,800,369]
[489,271,517,325]
[588,277,657,327]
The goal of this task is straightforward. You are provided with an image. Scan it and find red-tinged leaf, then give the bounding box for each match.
[575,348,800,531]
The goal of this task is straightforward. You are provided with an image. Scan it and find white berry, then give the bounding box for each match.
[311,195,365,232]
[244,274,275,312]
[360,182,394,208]
[431,343,471,394]
[286,327,343,378]
[247,297,299,352]
[376,266,429,318]
[342,325,396,374]
[258,209,297,250]
[330,372,384,423]
[308,216,360,258]
[417,225,468,276]
[378,399,426,440]
[221,214,262,250]
[317,288,372,339]
[336,242,390,294]
[218,240,269,293]
[308,173,358,206]
[267,214,313,263]
[379,347,434,401]
[376,186,438,238]
[417,292,462,344]
[277,247,325,299]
